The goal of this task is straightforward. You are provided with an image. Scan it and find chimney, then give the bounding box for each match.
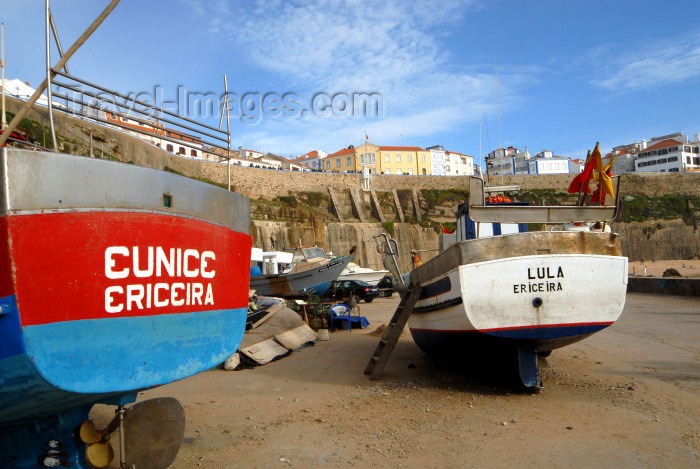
[694,134,700,143]
[641,139,647,150]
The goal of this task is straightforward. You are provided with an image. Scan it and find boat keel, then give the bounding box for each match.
[517,347,544,391]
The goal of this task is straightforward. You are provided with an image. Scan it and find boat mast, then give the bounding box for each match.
[495,55,502,154]
[224,74,231,190]
[479,119,481,178]
[1,22,6,131]
[45,0,58,150]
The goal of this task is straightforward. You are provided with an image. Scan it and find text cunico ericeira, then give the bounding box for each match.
[104,246,216,313]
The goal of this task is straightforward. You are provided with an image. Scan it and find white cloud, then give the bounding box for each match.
[182,0,538,155]
[592,32,700,91]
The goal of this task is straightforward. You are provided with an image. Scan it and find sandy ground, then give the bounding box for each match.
[628,259,700,278]
[91,290,700,468]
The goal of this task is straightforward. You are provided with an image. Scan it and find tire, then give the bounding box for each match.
[364,297,374,303]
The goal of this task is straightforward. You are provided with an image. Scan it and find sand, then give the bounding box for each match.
[91,290,700,468]
[628,259,700,278]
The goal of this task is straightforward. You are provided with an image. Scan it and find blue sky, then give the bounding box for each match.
[2,0,700,168]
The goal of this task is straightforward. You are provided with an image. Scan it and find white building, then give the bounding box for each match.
[634,133,700,173]
[609,142,643,173]
[427,145,475,176]
[445,150,475,175]
[295,150,327,171]
[485,146,531,176]
[569,159,585,173]
[427,145,446,175]
[104,112,205,160]
[526,150,571,174]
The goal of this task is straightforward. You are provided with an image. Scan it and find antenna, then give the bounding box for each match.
[45,0,58,150]
[495,55,502,152]
[1,22,6,131]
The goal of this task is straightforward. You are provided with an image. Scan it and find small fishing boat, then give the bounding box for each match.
[337,262,389,285]
[0,2,252,466]
[375,174,627,390]
[250,246,353,298]
[0,148,252,467]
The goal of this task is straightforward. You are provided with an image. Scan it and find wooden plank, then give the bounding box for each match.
[469,205,617,223]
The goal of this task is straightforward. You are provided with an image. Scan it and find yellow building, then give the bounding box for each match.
[325,143,431,175]
[377,146,431,175]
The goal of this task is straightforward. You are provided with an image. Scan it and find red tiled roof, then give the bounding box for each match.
[328,148,355,157]
[378,146,426,151]
[642,139,681,152]
[304,150,318,158]
[445,151,472,157]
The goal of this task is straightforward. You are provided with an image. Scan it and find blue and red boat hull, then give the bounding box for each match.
[0,148,252,466]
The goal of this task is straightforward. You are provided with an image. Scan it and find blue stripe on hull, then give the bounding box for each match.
[410,323,610,357]
[0,301,246,431]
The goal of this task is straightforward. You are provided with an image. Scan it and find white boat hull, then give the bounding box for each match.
[409,253,628,355]
[337,270,389,285]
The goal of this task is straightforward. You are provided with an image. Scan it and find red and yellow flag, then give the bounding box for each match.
[568,149,595,194]
[591,157,615,204]
[594,151,615,203]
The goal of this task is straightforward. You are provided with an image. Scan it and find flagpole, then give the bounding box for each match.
[1,22,6,131]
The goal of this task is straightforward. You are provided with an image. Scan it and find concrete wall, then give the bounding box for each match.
[627,277,699,297]
[7,96,700,200]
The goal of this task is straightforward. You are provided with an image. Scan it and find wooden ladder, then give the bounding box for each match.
[364,282,422,379]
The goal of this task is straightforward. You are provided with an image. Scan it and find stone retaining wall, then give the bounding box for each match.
[627,277,700,297]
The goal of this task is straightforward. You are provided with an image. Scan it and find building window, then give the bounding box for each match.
[191,149,197,157]
[336,159,341,167]
[421,154,426,162]
[347,157,352,166]
[408,154,413,163]
[326,161,330,169]
[396,168,402,175]
[360,153,376,164]
[422,168,427,175]
[407,168,413,175]
[166,144,173,152]
[179,147,186,155]
[384,154,390,162]
[384,169,390,174]
[396,154,401,162]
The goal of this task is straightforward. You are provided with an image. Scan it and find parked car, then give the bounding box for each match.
[328,279,380,303]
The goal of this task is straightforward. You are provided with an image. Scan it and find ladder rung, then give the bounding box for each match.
[364,282,422,379]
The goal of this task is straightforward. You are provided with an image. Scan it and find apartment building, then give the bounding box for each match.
[634,134,700,173]
[485,146,531,176]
